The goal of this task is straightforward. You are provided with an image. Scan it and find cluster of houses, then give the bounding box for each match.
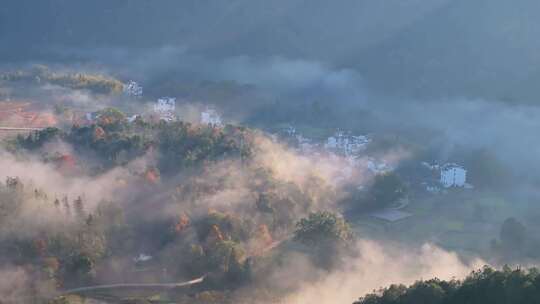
[280,125,473,197]
[152,98,224,126]
[283,126,371,156]
[76,96,224,129]
[324,131,371,156]
[122,80,224,125]
[280,126,393,184]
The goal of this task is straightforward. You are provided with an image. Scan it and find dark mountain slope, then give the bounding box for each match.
[350,0,540,102]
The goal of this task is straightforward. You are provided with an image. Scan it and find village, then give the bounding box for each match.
[0,77,502,264]
[1,78,474,195]
[0,70,527,304]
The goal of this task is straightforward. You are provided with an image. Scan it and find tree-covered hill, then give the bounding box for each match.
[354,266,540,304]
[349,0,540,103]
[0,66,124,95]
[14,108,251,175]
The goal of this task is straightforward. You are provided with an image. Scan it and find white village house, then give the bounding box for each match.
[201,107,222,126]
[440,163,467,188]
[124,80,143,98]
[154,97,176,121]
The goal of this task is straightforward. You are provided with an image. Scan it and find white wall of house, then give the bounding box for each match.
[154,97,176,121]
[440,165,467,188]
[155,97,176,113]
[124,81,143,97]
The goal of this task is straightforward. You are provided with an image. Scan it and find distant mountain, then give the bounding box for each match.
[349,0,540,102]
[3,0,540,102]
[0,0,447,60]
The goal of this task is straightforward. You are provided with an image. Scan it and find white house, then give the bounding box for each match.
[127,115,140,123]
[440,163,467,188]
[154,97,176,121]
[124,81,143,97]
[155,97,176,113]
[133,253,152,263]
[201,108,222,126]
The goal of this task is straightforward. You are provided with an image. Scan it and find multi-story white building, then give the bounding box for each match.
[440,163,467,188]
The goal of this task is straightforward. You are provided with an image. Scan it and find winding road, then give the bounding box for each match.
[57,276,205,296]
[0,126,44,131]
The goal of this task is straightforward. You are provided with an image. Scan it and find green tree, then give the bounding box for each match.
[205,240,248,286]
[358,172,407,212]
[294,211,354,247]
[96,107,127,131]
[65,252,95,283]
[18,127,63,150]
[465,149,511,189]
[354,266,540,304]
[73,196,85,221]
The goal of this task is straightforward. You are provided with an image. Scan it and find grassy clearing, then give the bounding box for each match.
[350,190,519,256]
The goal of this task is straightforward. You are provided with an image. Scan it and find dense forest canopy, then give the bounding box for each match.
[354,267,540,304]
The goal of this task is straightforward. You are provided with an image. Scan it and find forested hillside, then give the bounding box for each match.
[354,267,540,304]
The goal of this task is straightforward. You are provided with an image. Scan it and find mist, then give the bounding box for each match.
[2,1,540,303]
[282,241,485,304]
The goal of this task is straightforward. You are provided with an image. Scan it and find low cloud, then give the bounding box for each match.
[282,240,485,304]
